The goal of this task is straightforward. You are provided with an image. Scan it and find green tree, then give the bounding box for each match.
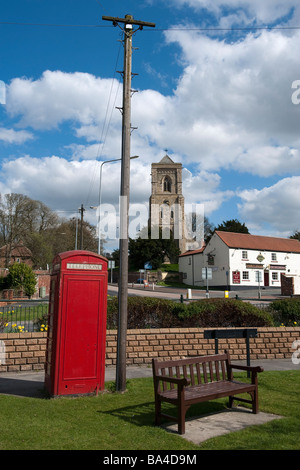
[185,213,215,245]
[216,219,250,234]
[290,231,300,240]
[7,263,37,297]
[49,218,98,255]
[0,193,60,268]
[129,226,180,270]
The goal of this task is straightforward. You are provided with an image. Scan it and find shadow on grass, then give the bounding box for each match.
[99,398,228,430]
[0,376,47,398]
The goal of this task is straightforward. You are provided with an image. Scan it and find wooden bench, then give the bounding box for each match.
[152,351,264,434]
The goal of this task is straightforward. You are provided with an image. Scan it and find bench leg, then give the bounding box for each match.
[178,407,186,435]
[228,391,259,413]
[155,398,162,425]
[252,390,259,414]
[178,404,190,435]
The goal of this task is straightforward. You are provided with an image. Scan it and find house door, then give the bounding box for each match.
[264,271,269,287]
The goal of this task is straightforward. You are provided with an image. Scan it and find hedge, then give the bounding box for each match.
[107,296,273,329]
[268,297,300,326]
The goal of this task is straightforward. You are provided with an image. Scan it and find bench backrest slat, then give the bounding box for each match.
[152,353,231,390]
[215,360,220,381]
[169,366,174,390]
[196,363,202,384]
[209,361,214,382]
[189,364,195,385]
[202,362,208,383]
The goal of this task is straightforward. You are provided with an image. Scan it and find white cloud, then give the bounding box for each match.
[182,168,234,214]
[0,154,151,215]
[237,176,300,235]
[156,27,300,176]
[2,3,300,240]
[236,146,300,177]
[6,28,300,179]
[7,70,121,131]
[0,127,34,144]
[170,0,297,24]
[0,155,101,211]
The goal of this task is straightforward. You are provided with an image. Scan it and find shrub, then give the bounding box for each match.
[107,296,273,329]
[177,299,273,327]
[6,263,36,298]
[107,296,176,329]
[268,298,300,326]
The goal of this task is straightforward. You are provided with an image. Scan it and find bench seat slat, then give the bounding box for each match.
[159,380,256,404]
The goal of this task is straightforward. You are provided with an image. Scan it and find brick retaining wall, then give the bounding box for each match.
[0,327,299,373]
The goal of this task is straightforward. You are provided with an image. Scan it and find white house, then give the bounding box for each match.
[179,231,300,290]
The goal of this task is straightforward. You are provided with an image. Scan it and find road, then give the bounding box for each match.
[108,284,282,303]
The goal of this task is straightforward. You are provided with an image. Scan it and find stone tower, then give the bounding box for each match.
[149,155,186,254]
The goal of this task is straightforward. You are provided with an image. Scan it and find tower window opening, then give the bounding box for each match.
[163,176,172,192]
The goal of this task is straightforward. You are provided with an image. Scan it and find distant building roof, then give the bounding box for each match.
[0,243,33,258]
[215,231,300,253]
[179,246,206,257]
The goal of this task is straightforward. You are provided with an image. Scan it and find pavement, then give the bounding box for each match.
[0,358,298,446]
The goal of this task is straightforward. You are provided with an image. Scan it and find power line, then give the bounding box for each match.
[152,25,300,32]
[0,21,109,28]
[1,21,300,32]
[84,41,122,207]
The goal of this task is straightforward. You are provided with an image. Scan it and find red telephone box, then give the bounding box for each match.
[44,251,108,397]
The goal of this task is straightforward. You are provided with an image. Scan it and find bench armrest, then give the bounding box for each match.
[154,374,190,386]
[229,364,264,373]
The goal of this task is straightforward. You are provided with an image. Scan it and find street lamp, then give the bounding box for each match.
[91,156,139,254]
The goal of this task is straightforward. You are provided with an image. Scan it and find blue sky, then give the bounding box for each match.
[1,0,300,251]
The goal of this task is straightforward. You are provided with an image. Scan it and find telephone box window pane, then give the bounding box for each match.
[62,278,102,380]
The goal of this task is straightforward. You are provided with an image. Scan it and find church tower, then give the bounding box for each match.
[149,155,186,253]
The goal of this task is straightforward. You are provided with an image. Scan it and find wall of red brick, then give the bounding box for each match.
[280,274,294,296]
[0,327,299,373]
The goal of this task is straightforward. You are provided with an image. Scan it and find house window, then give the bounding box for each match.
[242,271,249,280]
[242,250,248,259]
[271,253,277,261]
[207,254,214,266]
[272,272,278,281]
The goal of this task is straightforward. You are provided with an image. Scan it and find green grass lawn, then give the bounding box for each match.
[0,371,299,450]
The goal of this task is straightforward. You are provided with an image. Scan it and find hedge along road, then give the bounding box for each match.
[107,284,282,302]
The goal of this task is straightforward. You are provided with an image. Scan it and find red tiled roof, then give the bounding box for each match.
[215,231,300,253]
[0,244,33,258]
[179,246,206,257]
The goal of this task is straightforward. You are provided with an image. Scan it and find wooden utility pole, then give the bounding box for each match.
[102,14,155,392]
[79,204,85,250]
